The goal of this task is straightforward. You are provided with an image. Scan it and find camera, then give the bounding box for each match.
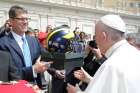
[88,40,98,49]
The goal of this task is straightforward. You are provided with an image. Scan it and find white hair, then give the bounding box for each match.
[100,21,125,41]
[126,33,140,46]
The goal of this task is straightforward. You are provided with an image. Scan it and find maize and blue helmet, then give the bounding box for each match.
[46,27,74,53]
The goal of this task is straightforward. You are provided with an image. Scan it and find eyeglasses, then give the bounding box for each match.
[12,17,31,21]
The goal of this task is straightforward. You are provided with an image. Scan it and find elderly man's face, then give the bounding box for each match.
[95,23,105,53]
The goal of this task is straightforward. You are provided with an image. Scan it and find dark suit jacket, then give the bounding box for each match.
[0,32,43,87]
[0,50,20,82]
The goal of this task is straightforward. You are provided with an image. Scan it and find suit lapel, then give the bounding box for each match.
[8,33,24,60]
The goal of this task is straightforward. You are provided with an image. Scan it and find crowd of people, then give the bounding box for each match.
[0,5,140,93]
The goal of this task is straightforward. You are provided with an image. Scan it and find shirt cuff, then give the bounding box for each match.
[77,90,84,93]
[32,67,37,78]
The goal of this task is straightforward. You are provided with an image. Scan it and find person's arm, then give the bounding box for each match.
[32,37,52,77]
[84,51,95,63]
[47,67,56,76]
[90,47,107,65]
[95,56,107,65]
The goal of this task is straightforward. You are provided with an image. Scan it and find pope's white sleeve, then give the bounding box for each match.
[77,91,84,93]
[84,64,119,93]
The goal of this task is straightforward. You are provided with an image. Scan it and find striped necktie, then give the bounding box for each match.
[22,37,32,67]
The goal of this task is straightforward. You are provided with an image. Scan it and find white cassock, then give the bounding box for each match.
[77,40,140,93]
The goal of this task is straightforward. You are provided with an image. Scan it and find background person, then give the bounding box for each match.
[126,33,140,50]
[0,20,12,37]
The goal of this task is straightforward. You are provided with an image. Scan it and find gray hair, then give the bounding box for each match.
[125,33,140,46]
[135,34,140,46]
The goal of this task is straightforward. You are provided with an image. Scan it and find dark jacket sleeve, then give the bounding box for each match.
[47,68,56,76]
[8,52,21,81]
[83,51,106,76]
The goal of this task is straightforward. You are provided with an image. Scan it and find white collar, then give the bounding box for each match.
[11,31,26,41]
[105,39,128,58]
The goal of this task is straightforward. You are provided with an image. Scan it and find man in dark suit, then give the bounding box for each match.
[0,50,20,82]
[0,5,51,88]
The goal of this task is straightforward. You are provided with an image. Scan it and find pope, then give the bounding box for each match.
[67,14,140,93]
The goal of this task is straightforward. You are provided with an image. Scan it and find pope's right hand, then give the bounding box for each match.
[74,67,92,83]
